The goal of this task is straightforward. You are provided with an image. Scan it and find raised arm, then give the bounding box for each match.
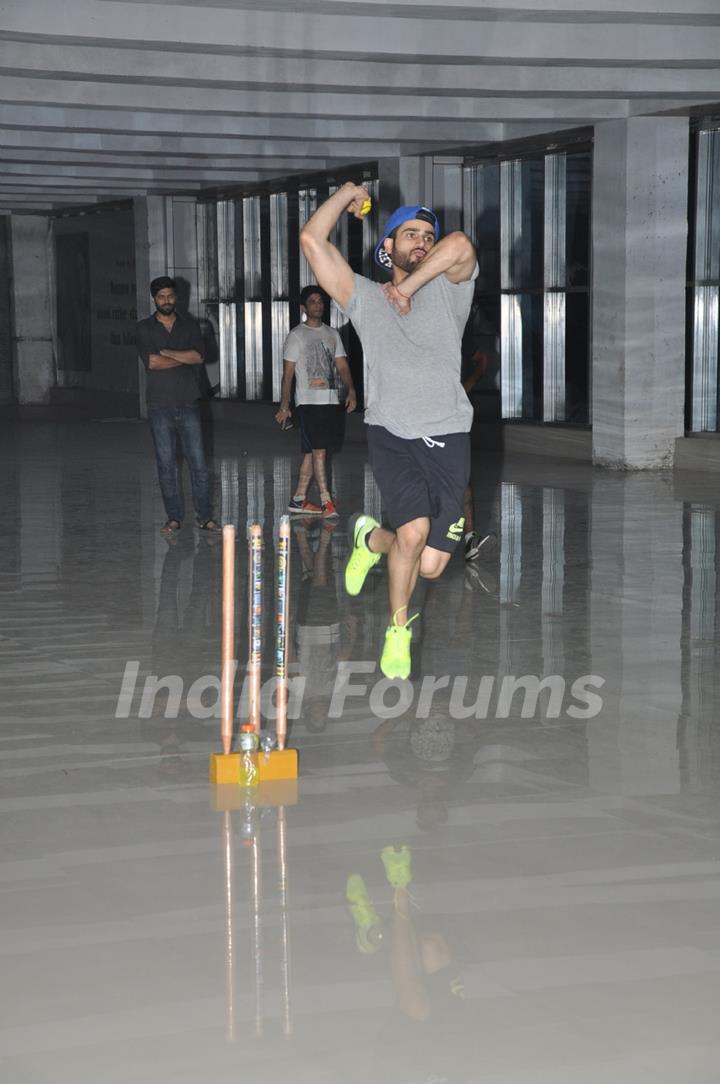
[299,182,370,310]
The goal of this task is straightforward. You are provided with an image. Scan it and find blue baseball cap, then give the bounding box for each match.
[374,205,439,269]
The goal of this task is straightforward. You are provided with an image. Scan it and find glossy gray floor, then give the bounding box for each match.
[2,417,720,1084]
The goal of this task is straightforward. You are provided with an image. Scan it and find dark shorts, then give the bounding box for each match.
[367,425,470,553]
[295,404,346,453]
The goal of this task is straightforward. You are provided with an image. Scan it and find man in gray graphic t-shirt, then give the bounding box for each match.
[276,285,356,518]
[300,183,478,681]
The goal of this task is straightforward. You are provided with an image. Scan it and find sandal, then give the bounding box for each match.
[161,519,181,534]
[197,518,222,532]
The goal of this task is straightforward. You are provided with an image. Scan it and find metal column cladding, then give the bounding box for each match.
[217,200,238,399]
[691,130,720,432]
[298,188,318,290]
[500,160,523,418]
[270,192,289,404]
[543,153,567,422]
[361,178,380,281]
[243,195,263,401]
[462,166,477,244]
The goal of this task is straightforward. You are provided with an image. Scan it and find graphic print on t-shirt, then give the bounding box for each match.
[306,340,337,390]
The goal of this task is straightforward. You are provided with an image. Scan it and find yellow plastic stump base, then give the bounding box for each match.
[209,748,298,785]
[210,779,298,811]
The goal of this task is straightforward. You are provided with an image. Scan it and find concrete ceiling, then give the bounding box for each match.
[1,0,720,211]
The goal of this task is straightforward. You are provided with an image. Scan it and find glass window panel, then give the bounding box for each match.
[566,151,591,289]
[199,203,218,302]
[689,128,720,432]
[519,293,544,418]
[695,129,720,284]
[513,159,544,289]
[466,163,500,292]
[565,292,589,424]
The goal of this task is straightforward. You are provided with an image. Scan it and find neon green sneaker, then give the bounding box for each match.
[346,874,384,954]
[380,612,419,680]
[344,513,381,596]
[381,845,412,889]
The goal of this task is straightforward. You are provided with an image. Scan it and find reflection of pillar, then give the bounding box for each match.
[588,475,683,795]
[11,216,54,405]
[220,457,239,528]
[499,482,522,606]
[252,831,263,1037]
[541,487,565,673]
[223,811,236,1042]
[277,806,293,1038]
[273,455,292,528]
[679,506,719,789]
[19,427,62,585]
[364,462,383,523]
[246,458,266,526]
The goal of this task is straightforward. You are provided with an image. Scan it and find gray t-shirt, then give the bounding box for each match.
[342,267,477,439]
[283,322,346,405]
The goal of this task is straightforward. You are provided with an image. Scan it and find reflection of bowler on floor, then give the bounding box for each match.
[276,285,356,519]
[300,185,478,680]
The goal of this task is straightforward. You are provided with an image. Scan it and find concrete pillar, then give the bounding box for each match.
[592,118,689,468]
[432,156,464,233]
[133,196,170,317]
[168,196,200,316]
[377,156,433,221]
[0,215,13,403]
[133,196,172,417]
[10,215,54,404]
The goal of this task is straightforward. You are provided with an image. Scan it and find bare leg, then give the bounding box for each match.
[311,448,330,502]
[386,519,429,624]
[294,453,313,499]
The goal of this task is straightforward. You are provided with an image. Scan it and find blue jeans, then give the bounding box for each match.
[148,405,212,523]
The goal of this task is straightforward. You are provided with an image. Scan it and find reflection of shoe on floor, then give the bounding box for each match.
[464,531,497,561]
[346,874,384,954]
[464,562,499,596]
[344,513,381,596]
[380,612,418,680]
[381,845,412,889]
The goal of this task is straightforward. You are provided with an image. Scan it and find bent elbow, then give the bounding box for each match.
[448,231,475,260]
[299,227,318,257]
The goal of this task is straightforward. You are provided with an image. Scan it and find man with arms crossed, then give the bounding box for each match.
[136,276,220,535]
[300,185,477,680]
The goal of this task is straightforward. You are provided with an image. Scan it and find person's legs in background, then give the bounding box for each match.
[175,404,212,524]
[148,407,184,526]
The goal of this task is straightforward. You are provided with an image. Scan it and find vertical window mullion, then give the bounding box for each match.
[217,200,238,399]
[501,160,522,418]
[270,192,289,403]
[243,195,262,401]
[543,152,566,422]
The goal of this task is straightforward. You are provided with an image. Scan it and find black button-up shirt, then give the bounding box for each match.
[136,311,205,408]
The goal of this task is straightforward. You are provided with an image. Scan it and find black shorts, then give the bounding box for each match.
[295,404,346,453]
[367,425,470,553]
